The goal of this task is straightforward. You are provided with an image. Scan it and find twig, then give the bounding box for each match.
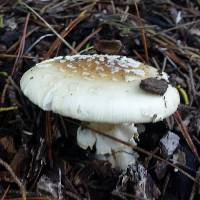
[6,27,39,53]
[152,57,161,70]
[12,13,30,76]
[161,56,167,73]
[188,65,200,97]
[133,50,146,63]
[0,54,43,60]
[154,19,200,35]
[111,0,116,15]
[0,158,26,200]
[174,111,200,164]
[1,13,30,104]
[78,46,94,54]
[19,1,77,54]
[0,185,10,200]
[189,167,200,200]
[65,191,82,200]
[47,10,88,57]
[135,3,149,63]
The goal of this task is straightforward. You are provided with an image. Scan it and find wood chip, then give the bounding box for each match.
[140,78,168,95]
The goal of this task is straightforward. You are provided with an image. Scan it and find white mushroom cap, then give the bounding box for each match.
[20,54,180,123]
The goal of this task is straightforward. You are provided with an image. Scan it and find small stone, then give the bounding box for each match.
[160,131,180,157]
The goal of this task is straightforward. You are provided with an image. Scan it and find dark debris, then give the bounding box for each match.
[140,78,169,95]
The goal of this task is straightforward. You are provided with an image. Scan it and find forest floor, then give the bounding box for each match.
[0,0,200,199]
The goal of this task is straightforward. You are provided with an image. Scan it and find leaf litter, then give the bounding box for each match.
[0,0,200,199]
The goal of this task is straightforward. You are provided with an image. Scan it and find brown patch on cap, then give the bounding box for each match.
[43,55,158,82]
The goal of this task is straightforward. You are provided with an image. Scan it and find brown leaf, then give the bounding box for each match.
[94,39,123,54]
[140,78,168,95]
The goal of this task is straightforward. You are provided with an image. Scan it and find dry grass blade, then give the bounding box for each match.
[154,19,200,35]
[1,13,30,104]
[47,10,89,58]
[11,13,30,76]
[0,106,18,112]
[165,50,188,71]
[174,111,200,164]
[135,3,149,63]
[147,28,200,62]
[0,54,43,60]
[19,1,77,55]
[1,185,10,200]
[133,49,146,63]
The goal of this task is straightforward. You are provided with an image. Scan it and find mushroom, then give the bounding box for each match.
[20,54,180,169]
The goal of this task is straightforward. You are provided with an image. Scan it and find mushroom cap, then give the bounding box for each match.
[20,54,180,123]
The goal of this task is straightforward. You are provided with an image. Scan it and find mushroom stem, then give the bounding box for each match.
[77,122,138,169]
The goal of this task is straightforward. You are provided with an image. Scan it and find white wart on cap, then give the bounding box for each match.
[20,54,180,123]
